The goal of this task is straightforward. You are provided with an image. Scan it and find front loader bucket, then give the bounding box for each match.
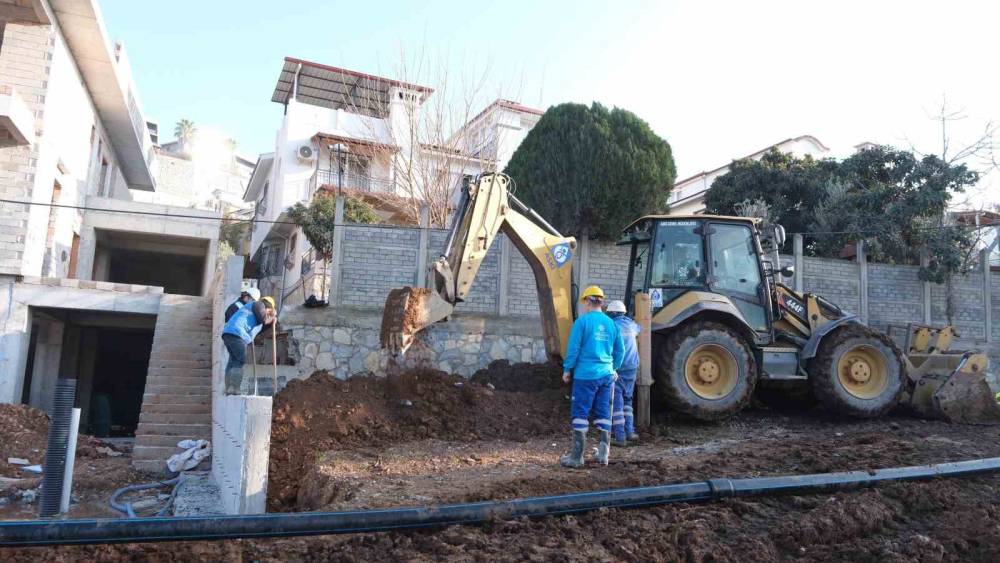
[905,352,1000,424]
[379,287,455,356]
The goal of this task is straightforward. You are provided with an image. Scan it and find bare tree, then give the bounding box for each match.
[335,49,525,227]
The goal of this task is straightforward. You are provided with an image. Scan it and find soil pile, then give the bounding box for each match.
[470,360,562,392]
[0,404,49,477]
[0,404,125,479]
[268,365,567,510]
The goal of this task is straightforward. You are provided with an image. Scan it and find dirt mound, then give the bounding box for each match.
[469,360,562,392]
[268,366,566,511]
[0,404,50,477]
[0,403,124,479]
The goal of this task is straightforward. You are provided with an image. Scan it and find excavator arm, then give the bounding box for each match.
[380,174,577,360]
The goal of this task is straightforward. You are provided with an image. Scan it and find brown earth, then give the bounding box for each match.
[0,404,148,521]
[268,362,565,510]
[6,366,1000,561]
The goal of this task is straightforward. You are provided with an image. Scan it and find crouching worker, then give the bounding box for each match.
[606,300,640,446]
[221,295,277,395]
[560,286,624,468]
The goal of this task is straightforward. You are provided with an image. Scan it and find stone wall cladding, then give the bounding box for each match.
[802,257,860,315]
[867,263,923,333]
[285,309,548,379]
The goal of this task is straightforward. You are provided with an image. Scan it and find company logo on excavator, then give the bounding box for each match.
[548,243,572,269]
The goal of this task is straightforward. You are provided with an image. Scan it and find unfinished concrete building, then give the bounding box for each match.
[0,0,220,472]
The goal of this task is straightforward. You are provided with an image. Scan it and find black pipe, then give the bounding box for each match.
[3,457,1000,547]
[38,378,76,518]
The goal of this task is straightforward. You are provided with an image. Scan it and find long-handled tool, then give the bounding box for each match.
[271,325,278,397]
[251,342,258,396]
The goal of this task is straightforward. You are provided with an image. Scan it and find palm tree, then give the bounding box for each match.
[174,119,197,154]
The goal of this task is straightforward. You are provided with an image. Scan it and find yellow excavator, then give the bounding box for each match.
[380,173,1000,423]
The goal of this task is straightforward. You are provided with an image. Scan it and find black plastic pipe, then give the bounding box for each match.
[38,378,76,518]
[3,457,1000,547]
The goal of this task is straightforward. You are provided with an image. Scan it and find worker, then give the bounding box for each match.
[225,287,261,322]
[221,295,277,395]
[560,285,624,468]
[606,300,641,446]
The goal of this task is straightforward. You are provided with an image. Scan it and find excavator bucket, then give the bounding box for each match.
[899,324,1000,424]
[379,287,454,356]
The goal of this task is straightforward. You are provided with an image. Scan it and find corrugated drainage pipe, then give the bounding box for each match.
[37,378,77,518]
[2,456,1000,547]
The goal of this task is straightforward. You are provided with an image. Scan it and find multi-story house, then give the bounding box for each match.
[244,57,543,306]
[0,0,222,472]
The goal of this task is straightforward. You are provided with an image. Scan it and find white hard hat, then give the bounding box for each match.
[246,287,261,301]
[606,300,626,313]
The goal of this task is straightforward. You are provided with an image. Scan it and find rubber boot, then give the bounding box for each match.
[611,432,628,448]
[559,430,586,468]
[595,429,611,466]
[628,432,640,442]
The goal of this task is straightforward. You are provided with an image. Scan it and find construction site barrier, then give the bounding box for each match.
[2,457,1000,547]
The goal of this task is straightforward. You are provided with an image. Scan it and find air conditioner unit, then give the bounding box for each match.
[297,145,315,162]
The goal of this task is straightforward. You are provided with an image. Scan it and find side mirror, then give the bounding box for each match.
[773,224,787,248]
[779,265,795,278]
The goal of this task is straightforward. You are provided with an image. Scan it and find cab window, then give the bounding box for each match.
[650,221,704,287]
[708,223,761,296]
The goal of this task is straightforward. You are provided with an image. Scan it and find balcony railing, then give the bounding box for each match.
[312,169,394,195]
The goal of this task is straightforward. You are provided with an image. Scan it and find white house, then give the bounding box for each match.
[667,135,831,215]
[245,57,543,306]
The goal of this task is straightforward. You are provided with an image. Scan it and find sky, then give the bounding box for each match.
[101,0,1000,207]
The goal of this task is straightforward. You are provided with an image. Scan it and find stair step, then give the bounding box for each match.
[134,433,210,448]
[143,385,210,396]
[132,445,188,460]
[147,360,213,370]
[144,376,211,387]
[139,412,212,425]
[142,393,210,405]
[146,368,212,378]
[136,422,211,437]
[140,403,211,414]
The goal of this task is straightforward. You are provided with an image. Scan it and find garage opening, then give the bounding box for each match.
[24,308,156,437]
[91,229,208,295]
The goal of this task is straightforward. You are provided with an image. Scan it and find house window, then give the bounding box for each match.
[257,181,269,215]
[98,158,109,196]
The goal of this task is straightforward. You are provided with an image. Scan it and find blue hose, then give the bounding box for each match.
[109,478,180,519]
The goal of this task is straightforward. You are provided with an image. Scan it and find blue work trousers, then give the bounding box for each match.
[612,368,637,440]
[570,375,614,433]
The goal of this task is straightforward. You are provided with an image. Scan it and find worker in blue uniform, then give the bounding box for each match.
[221,295,277,395]
[560,286,624,468]
[606,300,641,446]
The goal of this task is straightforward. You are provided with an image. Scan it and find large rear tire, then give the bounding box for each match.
[807,324,904,418]
[655,321,757,421]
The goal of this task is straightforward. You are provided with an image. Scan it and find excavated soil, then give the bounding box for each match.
[268,362,565,510]
[8,365,1000,561]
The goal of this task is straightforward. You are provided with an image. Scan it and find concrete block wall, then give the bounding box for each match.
[802,257,861,315]
[338,225,420,308]
[931,274,986,340]
[866,264,923,334]
[507,242,541,316]
[587,240,631,302]
[993,272,1000,342]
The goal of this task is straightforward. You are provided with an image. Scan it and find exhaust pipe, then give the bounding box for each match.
[2,457,1000,546]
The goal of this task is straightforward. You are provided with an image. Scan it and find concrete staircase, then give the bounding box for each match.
[134,294,214,473]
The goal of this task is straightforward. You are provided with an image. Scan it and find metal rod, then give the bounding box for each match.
[507,192,562,237]
[4,457,1000,546]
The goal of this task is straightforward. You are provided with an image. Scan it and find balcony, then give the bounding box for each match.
[0,85,35,147]
[311,169,394,196]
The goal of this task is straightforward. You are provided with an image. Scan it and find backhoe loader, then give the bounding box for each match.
[380,173,999,422]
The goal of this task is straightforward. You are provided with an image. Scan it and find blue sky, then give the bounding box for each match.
[102,0,999,205]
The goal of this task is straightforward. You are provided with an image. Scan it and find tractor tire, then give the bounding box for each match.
[655,321,757,421]
[807,324,905,418]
